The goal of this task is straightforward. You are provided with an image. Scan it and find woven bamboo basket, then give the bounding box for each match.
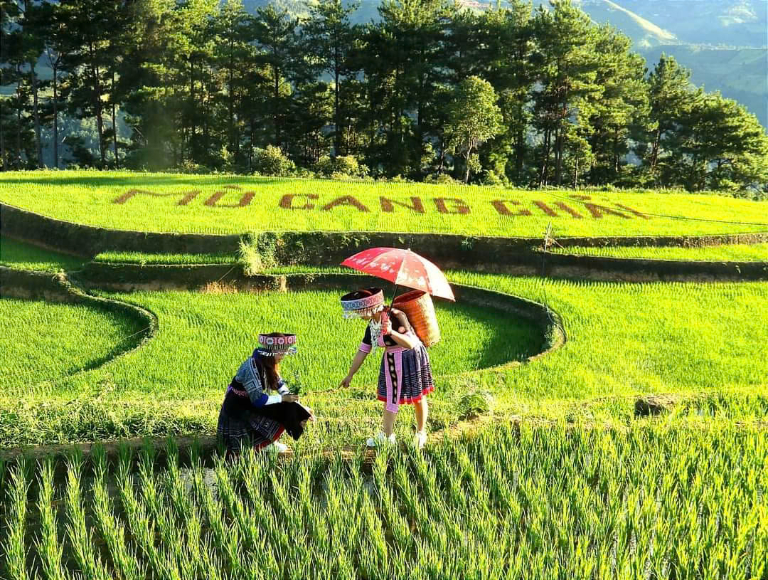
[393,290,441,347]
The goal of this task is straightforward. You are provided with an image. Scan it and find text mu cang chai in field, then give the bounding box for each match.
[114,188,651,220]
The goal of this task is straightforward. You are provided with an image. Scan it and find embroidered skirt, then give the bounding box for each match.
[376,343,434,412]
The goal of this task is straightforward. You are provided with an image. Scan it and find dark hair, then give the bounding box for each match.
[260,355,280,391]
[341,287,383,301]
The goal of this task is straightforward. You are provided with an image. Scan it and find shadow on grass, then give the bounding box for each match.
[0,174,298,189]
[434,301,544,371]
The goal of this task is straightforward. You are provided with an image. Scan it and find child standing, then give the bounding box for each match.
[339,288,434,448]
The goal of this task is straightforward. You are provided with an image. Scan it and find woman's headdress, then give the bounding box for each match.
[340,287,385,319]
[255,332,298,356]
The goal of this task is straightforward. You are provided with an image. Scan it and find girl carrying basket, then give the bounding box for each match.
[339,288,434,448]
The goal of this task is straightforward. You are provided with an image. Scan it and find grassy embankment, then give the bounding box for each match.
[1,171,767,238]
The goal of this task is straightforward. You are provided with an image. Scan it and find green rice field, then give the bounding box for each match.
[0,272,765,446]
[0,421,764,579]
[0,236,86,272]
[2,171,767,237]
[0,298,146,390]
[1,173,767,579]
[551,243,768,262]
[0,286,544,446]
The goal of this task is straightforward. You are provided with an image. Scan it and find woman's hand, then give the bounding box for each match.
[382,318,393,336]
[339,375,353,389]
[281,394,299,403]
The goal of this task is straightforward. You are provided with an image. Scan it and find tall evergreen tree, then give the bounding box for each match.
[59,0,128,167]
[361,0,454,177]
[473,1,535,184]
[587,24,648,185]
[639,54,697,185]
[303,0,359,157]
[0,0,23,169]
[253,3,301,149]
[214,0,254,167]
[531,0,601,186]
[676,93,768,192]
[119,0,180,169]
[19,0,47,167]
[38,1,69,168]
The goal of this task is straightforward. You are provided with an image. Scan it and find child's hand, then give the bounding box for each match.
[382,319,393,335]
[339,375,352,388]
[281,394,299,403]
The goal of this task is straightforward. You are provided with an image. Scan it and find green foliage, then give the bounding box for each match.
[3,0,764,191]
[456,390,493,420]
[424,173,459,185]
[238,231,279,274]
[251,145,296,177]
[446,76,504,183]
[314,154,369,178]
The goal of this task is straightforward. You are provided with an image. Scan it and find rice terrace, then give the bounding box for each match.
[0,170,766,579]
[2,0,768,575]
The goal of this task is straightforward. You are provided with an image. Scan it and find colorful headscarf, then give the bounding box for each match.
[255,333,298,356]
[340,288,385,319]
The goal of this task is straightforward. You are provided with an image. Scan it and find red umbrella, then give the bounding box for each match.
[341,247,455,301]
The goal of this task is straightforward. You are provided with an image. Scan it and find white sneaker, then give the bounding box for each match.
[415,431,427,450]
[366,432,396,448]
[266,441,288,453]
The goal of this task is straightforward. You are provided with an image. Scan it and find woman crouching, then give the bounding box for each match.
[218,332,312,456]
[339,288,434,449]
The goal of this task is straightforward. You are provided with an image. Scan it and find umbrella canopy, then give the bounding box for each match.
[341,247,455,301]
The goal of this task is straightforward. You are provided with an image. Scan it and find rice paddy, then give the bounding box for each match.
[1,172,767,579]
[0,236,86,272]
[0,287,544,446]
[0,273,765,446]
[93,251,239,265]
[0,298,147,391]
[0,421,764,579]
[2,171,767,237]
[550,243,768,262]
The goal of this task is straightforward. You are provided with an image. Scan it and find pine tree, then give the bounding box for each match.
[639,54,697,185]
[677,93,768,192]
[19,0,47,167]
[473,1,535,184]
[214,0,255,168]
[0,0,23,169]
[531,0,602,186]
[587,24,648,185]
[303,0,359,157]
[360,0,454,177]
[253,3,301,149]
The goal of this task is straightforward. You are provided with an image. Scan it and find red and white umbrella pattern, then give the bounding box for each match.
[341,247,455,301]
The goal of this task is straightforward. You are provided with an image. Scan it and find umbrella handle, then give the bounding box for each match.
[389,284,399,308]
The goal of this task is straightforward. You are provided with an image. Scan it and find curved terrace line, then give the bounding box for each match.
[0,269,565,398]
[0,267,159,392]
